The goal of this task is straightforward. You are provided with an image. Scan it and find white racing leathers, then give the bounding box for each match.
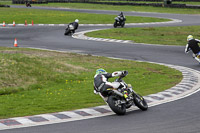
[93,71,125,98]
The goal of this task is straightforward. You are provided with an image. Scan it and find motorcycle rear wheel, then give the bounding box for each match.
[121,22,125,28]
[134,94,148,111]
[108,96,126,115]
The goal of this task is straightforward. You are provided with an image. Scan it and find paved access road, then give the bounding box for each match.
[0,6,200,133]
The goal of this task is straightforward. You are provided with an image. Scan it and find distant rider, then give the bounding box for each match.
[25,1,31,7]
[185,35,200,62]
[93,68,129,101]
[117,12,126,23]
[69,19,79,33]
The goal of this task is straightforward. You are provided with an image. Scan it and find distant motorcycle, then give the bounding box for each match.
[64,24,75,35]
[114,16,126,28]
[26,2,31,7]
[100,71,148,115]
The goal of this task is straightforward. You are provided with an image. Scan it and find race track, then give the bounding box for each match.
[1,6,200,133]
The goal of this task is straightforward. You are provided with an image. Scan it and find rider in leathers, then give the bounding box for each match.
[185,35,200,62]
[69,19,79,33]
[117,12,126,24]
[93,68,128,101]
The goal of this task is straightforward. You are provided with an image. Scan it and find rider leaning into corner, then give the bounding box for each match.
[93,68,129,101]
[185,35,200,62]
[118,12,126,22]
[69,19,79,33]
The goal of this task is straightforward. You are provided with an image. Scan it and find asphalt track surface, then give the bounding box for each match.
[1,6,200,133]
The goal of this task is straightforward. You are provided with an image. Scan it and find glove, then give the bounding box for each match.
[185,44,190,53]
[122,70,128,77]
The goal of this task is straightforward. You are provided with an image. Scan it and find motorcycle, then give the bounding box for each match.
[113,16,126,28]
[26,2,31,7]
[64,24,75,36]
[100,71,148,115]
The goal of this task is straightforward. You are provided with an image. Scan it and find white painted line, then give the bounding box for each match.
[17,24,24,26]
[0,123,7,128]
[59,24,65,26]
[36,114,60,121]
[12,117,35,124]
[76,109,102,115]
[59,111,82,118]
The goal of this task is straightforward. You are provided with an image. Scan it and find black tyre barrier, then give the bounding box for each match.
[12,0,200,9]
[71,1,200,9]
[12,0,48,4]
[0,5,10,7]
[58,1,198,9]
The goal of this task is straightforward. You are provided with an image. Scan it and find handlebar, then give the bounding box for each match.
[116,71,128,82]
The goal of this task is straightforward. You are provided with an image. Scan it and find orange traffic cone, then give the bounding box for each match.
[13,21,15,27]
[25,20,27,26]
[3,21,5,27]
[14,38,18,47]
[32,20,34,26]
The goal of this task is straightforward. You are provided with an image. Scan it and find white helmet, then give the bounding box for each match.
[75,19,79,23]
[187,35,193,41]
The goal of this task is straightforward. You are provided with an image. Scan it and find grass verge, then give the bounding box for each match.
[12,3,200,14]
[98,1,200,5]
[0,8,169,24]
[1,1,200,14]
[85,26,200,46]
[0,47,182,119]
[2,1,200,5]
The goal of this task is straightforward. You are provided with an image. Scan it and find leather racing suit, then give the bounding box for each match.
[185,39,200,54]
[69,22,79,33]
[93,71,126,97]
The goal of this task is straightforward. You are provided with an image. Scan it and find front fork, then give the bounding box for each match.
[193,53,200,63]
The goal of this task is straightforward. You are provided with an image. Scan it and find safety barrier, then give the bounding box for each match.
[12,0,48,4]
[48,1,200,9]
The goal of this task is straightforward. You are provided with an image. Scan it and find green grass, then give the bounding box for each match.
[2,0,200,5]
[1,1,200,14]
[88,1,200,5]
[0,47,182,118]
[86,26,200,46]
[2,1,200,13]
[20,3,200,14]
[0,8,169,24]
[1,1,200,15]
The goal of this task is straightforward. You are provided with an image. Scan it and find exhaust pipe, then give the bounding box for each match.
[113,90,124,97]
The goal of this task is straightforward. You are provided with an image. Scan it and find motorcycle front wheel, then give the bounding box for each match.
[107,96,126,115]
[64,29,70,35]
[113,22,117,28]
[134,94,148,111]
